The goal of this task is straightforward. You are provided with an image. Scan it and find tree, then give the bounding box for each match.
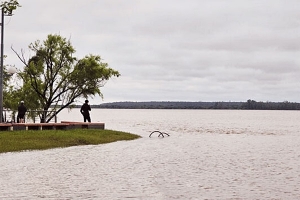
[11,34,120,122]
[0,0,20,15]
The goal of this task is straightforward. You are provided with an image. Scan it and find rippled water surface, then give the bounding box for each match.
[1,109,300,199]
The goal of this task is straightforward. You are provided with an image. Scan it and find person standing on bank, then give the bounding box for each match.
[80,100,91,122]
[17,101,27,123]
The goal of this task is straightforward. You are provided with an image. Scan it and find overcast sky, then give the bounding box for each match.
[3,0,300,104]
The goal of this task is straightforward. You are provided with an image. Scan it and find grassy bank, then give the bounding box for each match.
[0,129,140,154]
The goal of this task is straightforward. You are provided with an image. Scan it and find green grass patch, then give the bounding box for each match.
[0,129,140,154]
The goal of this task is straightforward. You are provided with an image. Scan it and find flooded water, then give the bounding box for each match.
[1,109,300,199]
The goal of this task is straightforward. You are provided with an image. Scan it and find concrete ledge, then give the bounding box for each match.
[0,121,105,131]
[0,123,12,131]
[61,121,105,130]
[12,123,70,130]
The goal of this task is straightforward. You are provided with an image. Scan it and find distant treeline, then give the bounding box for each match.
[85,100,300,110]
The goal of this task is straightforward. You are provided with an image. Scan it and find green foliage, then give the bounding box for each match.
[11,34,120,122]
[70,54,120,98]
[0,0,21,15]
[0,129,140,153]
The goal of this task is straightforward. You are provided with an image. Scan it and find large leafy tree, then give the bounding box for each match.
[11,34,120,122]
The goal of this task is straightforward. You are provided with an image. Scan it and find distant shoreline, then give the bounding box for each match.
[74,100,300,110]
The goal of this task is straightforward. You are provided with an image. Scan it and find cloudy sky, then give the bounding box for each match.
[3,0,300,104]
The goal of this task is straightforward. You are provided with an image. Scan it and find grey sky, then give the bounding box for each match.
[3,0,300,104]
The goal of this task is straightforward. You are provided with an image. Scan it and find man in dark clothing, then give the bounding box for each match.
[17,101,27,123]
[80,100,91,122]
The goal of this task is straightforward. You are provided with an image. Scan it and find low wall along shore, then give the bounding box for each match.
[0,121,105,131]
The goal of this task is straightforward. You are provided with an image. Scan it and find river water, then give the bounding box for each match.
[1,109,300,199]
